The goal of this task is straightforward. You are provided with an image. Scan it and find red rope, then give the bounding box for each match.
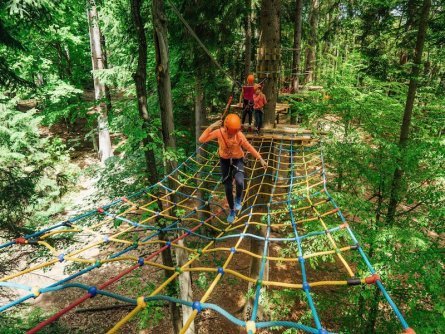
[27,209,223,333]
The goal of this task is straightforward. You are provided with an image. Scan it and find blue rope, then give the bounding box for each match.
[289,142,323,331]
[0,151,222,313]
[0,147,205,250]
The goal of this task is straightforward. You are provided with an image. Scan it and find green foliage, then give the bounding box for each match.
[0,307,68,333]
[195,272,209,290]
[0,101,76,234]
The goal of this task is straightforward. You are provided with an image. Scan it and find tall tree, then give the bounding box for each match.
[386,0,431,223]
[243,0,253,79]
[131,1,181,332]
[304,0,319,83]
[152,0,194,333]
[291,0,303,92]
[86,0,113,163]
[257,0,281,128]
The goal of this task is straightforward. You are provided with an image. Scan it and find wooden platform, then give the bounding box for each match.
[200,122,317,145]
[244,132,317,145]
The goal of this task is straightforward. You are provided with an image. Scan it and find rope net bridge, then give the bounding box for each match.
[0,136,413,334]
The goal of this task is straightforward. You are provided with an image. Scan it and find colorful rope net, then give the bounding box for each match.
[0,136,414,334]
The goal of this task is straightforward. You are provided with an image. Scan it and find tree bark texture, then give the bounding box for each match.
[152,1,194,333]
[387,0,431,223]
[195,75,204,150]
[86,0,113,163]
[243,0,252,79]
[257,0,280,128]
[291,0,303,92]
[130,0,158,184]
[304,0,319,84]
[153,0,177,175]
[131,2,181,332]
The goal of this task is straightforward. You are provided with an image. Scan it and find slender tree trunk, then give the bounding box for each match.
[244,0,252,79]
[291,0,303,92]
[55,42,65,80]
[87,0,113,163]
[62,44,73,79]
[399,0,417,65]
[100,34,112,113]
[130,0,158,183]
[195,75,204,150]
[153,0,177,174]
[304,0,319,84]
[257,0,280,128]
[36,73,44,87]
[130,2,181,333]
[387,0,431,223]
[152,1,194,333]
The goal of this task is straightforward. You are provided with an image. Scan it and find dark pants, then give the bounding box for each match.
[220,158,244,210]
[254,109,263,130]
[242,99,253,125]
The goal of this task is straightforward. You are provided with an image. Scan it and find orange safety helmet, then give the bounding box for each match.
[224,113,241,135]
[247,74,255,84]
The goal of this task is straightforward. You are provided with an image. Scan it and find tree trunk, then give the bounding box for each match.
[100,34,112,113]
[304,0,319,84]
[130,0,158,183]
[195,75,204,150]
[87,0,113,163]
[386,0,431,223]
[152,1,194,333]
[257,0,280,128]
[55,42,65,80]
[63,45,73,79]
[153,0,177,174]
[399,0,417,65]
[291,0,303,92]
[131,2,181,332]
[243,0,252,79]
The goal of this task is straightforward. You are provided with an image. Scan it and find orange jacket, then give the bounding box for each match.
[254,92,267,110]
[199,127,262,160]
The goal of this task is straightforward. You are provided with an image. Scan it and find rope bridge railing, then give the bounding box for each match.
[0,136,413,334]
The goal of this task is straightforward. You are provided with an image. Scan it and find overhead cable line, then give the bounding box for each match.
[165,0,242,87]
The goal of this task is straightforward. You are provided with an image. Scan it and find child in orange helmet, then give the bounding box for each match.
[199,113,267,223]
[239,74,255,129]
[253,84,267,134]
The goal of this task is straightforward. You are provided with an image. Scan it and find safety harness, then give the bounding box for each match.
[219,128,245,183]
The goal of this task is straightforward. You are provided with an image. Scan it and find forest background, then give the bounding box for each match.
[0,0,444,333]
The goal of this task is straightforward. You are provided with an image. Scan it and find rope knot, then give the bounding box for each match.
[15,237,27,244]
[137,296,147,308]
[246,320,256,333]
[32,287,40,298]
[88,286,97,297]
[192,301,202,313]
[365,274,380,285]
